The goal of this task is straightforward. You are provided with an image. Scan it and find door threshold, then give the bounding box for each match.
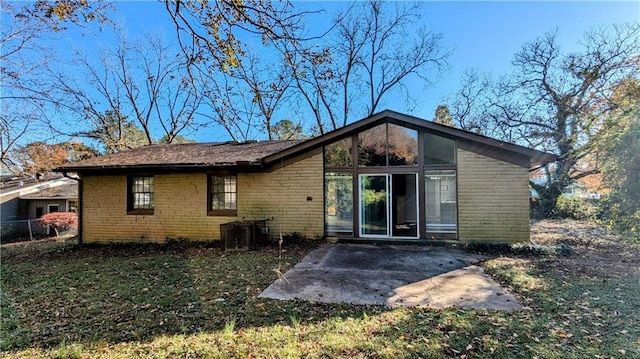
[337,237,458,246]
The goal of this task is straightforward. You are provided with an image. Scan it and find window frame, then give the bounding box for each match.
[127,175,155,215]
[424,132,457,166]
[207,173,238,216]
[67,200,79,213]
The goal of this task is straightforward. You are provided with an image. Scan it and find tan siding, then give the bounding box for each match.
[81,153,324,243]
[238,153,324,239]
[457,149,530,243]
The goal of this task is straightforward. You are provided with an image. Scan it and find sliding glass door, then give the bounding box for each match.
[360,174,388,236]
[359,173,418,238]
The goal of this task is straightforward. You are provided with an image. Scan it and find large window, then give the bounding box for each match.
[325,137,353,168]
[209,175,237,216]
[358,124,387,166]
[358,123,418,166]
[128,176,154,215]
[325,172,353,234]
[388,124,418,166]
[424,133,456,165]
[425,170,457,233]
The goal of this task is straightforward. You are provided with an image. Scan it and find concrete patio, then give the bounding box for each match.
[259,243,522,311]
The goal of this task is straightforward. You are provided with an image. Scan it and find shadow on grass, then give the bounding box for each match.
[0,241,389,353]
[3,242,638,358]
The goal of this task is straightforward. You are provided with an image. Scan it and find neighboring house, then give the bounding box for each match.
[55,110,556,245]
[0,174,78,238]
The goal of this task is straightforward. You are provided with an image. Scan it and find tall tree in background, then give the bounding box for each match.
[1,110,33,172]
[448,24,640,217]
[13,142,69,175]
[195,51,293,141]
[164,0,309,140]
[599,79,640,237]
[1,1,112,173]
[288,0,450,134]
[48,31,202,148]
[447,69,492,134]
[10,140,99,175]
[270,119,307,140]
[84,111,148,154]
[433,104,454,127]
[165,0,449,137]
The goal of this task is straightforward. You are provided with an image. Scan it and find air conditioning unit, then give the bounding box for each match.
[220,222,252,251]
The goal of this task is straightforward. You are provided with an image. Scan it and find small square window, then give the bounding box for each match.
[128,176,154,215]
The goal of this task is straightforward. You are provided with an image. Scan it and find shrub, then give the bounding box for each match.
[552,195,599,220]
[599,195,640,241]
[38,212,78,237]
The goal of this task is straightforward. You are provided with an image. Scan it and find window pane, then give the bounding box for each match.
[424,133,456,165]
[425,170,457,233]
[358,124,387,166]
[325,137,353,167]
[388,124,418,166]
[210,175,237,212]
[325,172,353,233]
[131,176,154,211]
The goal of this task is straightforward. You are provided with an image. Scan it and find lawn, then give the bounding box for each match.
[1,221,639,358]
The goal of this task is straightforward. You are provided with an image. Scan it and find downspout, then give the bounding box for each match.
[63,171,83,245]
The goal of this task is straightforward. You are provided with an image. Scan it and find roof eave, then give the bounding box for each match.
[54,161,264,174]
[263,110,558,169]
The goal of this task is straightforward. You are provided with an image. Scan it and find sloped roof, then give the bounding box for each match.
[55,110,557,174]
[265,110,557,169]
[0,173,64,194]
[19,183,78,200]
[56,140,304,172]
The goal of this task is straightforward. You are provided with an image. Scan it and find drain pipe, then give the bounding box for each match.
[62,171,83,245]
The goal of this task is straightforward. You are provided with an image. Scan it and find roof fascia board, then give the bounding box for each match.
[63,163,265,176]
[20,195,79,200]
[263,111,389,164]
[0,178,76,200]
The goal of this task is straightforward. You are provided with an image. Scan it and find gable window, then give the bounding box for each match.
[208,175,237,216]
[128,176,154,215]
[424,133,456,165]
[357,123,418,167]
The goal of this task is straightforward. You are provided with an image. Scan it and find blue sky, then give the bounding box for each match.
[33,1,640,142]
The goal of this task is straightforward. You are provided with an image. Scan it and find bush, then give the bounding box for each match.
[38,212,78,237]
[599,195,640,241]
[552,195,599,220]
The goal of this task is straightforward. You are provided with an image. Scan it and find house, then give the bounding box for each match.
[54,110,556,245]
[0,174,78,239]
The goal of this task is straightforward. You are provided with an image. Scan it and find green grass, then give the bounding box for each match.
[1,241,639,358]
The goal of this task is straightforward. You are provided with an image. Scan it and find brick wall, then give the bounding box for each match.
[457,149,530,243]
[81,153,324,243]
[238,152,324,239]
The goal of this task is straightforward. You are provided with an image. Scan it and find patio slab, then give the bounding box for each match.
[259,243,522,311]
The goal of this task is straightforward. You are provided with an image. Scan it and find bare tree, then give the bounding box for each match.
[288,0,450,133]
[163,0,315,139]
[448,24,640,216]
[196,50,293,141]
[48,31,203,150]
[447,69,493,134]
[1,1,112,168]
[0,110,32,172]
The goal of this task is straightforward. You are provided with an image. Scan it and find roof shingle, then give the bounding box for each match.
[56,140,303,171]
